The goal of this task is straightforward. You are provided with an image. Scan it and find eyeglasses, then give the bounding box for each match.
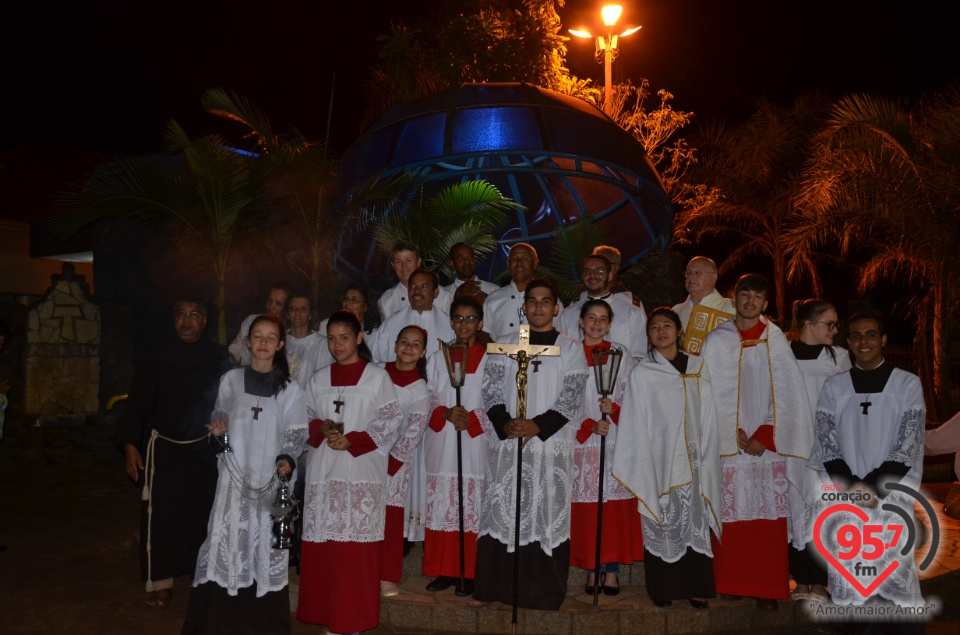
[175,310,203,321]
[815,320,840,331]
[581,267,607,276]
[451,315,480,324]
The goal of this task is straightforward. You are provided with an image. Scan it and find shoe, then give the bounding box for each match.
[145,588,172,609]
[380,580,400,597]
[689,598,709,609]
[426,576,454,592]
[791,584,812,601]
[809,585,829,603]
[455,578,474,597]
[601,572,620,596]
[584,573,597,595]
[653,600,672,608]
[756,598,778,612]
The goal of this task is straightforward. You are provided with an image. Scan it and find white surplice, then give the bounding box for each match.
[193,369,308,596]
[424,346,491,535]
[614,352,721,562]
[480,331,588,554]
[382,373,431,540]
[813,366,926,606]
[483,282,565,342]
[302,363,402,543]
[570,340,636,505]
[701,318,813,525]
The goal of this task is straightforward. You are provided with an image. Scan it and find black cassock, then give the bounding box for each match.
[117,335,229,584]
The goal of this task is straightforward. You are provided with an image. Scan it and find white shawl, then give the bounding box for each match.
[613,351,721,537]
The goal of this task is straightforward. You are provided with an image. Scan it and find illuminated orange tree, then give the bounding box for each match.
[674,94,831,322]
[789,89,960,419]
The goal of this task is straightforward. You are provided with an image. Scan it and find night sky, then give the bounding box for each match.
[4,0,958,157]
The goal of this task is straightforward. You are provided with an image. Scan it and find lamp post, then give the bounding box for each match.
[570,5,641,116]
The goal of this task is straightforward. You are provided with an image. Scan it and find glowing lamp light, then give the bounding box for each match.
[567,4,641,116]
[602,5,623,27]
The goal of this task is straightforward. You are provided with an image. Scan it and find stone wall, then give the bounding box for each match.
[25,264,100,415]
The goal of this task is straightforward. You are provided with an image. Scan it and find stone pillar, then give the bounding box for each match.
[25,263,100,417]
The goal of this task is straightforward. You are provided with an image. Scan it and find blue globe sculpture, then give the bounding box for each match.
[336,82,673,289]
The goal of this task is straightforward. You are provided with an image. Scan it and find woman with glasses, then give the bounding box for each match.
[787,299,852,603]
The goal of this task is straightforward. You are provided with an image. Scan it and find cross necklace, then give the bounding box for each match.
[333,385,346,414]
[251,396,263,420]
[860,394,872,415]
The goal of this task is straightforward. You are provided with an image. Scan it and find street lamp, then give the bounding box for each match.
[570,5,642,116]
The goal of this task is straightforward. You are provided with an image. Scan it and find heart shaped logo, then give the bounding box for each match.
[813,503,899,597]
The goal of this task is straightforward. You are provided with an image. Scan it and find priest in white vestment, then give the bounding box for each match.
[672,256,734,331]
[557,253,647,360]
[369,268,455,364]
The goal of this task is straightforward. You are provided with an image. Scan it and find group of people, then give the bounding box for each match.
[118,241,927,634]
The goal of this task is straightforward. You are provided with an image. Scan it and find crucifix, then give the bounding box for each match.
[486,324,560,634]
[251,406,263,420]
[860,399,872,415]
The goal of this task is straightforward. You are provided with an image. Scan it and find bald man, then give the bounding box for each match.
[672,257,734,331]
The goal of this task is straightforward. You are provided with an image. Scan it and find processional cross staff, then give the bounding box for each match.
[486,324,560,635]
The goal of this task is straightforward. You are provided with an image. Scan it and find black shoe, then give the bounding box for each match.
[455,579,474,597]
[601,572,620,596]
[688,598,709,609]
[584,574,596,595]
[756,598,779,612]
[426,576,454,592]
[403,539,414,557]
[654,600,672,608]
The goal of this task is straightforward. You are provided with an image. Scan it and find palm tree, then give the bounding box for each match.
[201,88,339,306]
[675,94,831,322]
[791,88,960,419]
[56,121,262,344]
[359,177,523,283]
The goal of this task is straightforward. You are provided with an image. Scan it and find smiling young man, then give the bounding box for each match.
[378,242,454,319]
[472,278,588,610]
[557,253,648,360]
[700,274,812,611]
[813,311,926,609]
[370,268,455,364]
